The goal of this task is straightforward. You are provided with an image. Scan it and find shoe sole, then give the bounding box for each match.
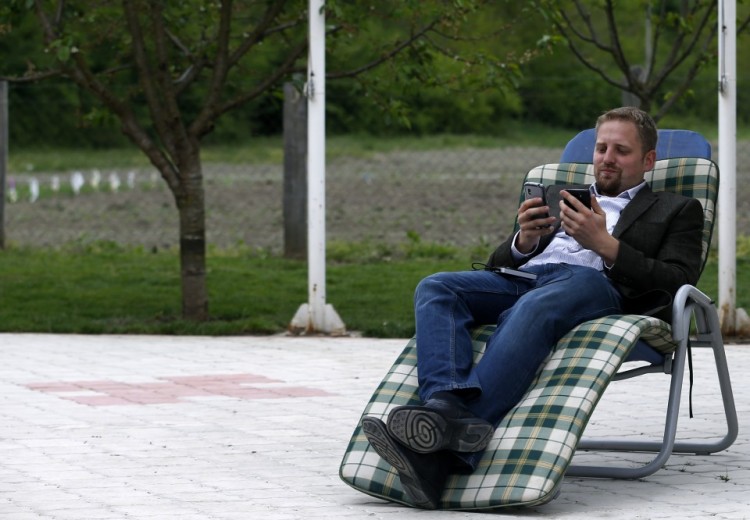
[361,417,440,509]
[387,406,494,454]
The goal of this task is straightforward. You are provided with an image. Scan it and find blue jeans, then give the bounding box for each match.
[413,264,623,467]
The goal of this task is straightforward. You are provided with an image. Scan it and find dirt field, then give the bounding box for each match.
[4,143,749,252]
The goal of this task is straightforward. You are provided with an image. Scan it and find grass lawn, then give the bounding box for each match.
[3,132,748,337]
[0,243,461,336]
[0,242,746,337]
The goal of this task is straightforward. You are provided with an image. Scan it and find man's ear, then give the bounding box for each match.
[643,149,656,171]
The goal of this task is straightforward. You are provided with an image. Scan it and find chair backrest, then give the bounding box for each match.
[560,128,712,162]
[516,158,719,273]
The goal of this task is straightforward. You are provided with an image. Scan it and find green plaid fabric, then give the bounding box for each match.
[517,158,718,268]
[339,158,718,510]
[340,316,673,509]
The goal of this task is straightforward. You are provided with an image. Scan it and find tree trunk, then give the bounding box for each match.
[176,153,209,321]
[283,82,308,259]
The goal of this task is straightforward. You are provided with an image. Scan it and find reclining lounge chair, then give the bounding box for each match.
[339,130,738,510]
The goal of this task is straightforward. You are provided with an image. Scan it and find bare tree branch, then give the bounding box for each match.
[547,1,627,90]
[150,0,195,168]
[203,0,233,113]
[647,1,668,80]
[543,0,720,114]
[739,13,750,36]
[603,0,631,77]
[166,27,208,96]
[0,68,63,82]
[654,56,706,122]
[122,0,171,147]
[205,39,307,129]
[327,20,439,79]
[54,0,65,26]
[563,35,627,91]
[649,1,716,95]
[227,0,290,67]
[32,0,59,44]
[188,0,235,139]
[549,2,630,94]
[570,0,602,47]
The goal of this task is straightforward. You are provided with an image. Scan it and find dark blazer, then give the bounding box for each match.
[487,184,705,323]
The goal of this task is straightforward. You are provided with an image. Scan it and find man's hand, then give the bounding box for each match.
[559,191,619,265]
[516,197,556,254]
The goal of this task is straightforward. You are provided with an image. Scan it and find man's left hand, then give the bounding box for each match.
[559,191,619,265]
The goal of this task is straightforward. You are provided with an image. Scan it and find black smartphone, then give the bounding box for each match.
[564,188,592,211]
[523,182,550,226]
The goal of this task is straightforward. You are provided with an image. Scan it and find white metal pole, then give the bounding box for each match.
[290,0,345,334]
[718,0,738,334]
[308,0,327,332]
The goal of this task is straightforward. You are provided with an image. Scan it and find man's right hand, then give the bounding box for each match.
[516,198,556,254]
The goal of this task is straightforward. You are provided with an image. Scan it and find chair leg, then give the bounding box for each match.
[566,297,738,479]
[566,339,687,479]
[671,305,738,455]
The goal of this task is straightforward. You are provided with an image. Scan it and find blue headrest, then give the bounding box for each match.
[560,128,712,163]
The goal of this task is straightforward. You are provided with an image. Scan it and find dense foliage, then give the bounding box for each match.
[0,1,748,146]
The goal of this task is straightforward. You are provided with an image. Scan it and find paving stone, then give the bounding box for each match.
[1,333,747,519]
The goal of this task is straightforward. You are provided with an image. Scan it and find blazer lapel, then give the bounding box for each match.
[612,184,658,238]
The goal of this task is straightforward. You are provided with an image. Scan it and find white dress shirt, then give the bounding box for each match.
[512,181,647,272]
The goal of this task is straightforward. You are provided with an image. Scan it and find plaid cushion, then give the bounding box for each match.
[340,316,674,509]
[517,158,718,268]
[340,158,718,510]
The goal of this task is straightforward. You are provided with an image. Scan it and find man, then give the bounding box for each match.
[361,107,705,509]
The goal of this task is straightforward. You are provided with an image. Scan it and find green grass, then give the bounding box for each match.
[0,240,748,337]
[0,242,464,336]
[4,131,749,337]
[8,148,153,174]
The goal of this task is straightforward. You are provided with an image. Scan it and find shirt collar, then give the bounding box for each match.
[591,180,647,200]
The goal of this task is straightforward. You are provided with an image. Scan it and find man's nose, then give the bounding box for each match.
[602,149,616,163]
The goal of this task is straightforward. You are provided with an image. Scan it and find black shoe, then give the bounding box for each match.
[361,416,449,510]
[387,397,494,454]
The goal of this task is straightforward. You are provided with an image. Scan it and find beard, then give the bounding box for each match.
[594,170,622,196]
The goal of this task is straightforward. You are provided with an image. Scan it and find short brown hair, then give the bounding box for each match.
[596,107,658,155]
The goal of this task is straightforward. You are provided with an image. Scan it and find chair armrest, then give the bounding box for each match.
[671,284,715,343]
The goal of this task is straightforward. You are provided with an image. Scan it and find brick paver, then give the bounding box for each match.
[0,333,747,519]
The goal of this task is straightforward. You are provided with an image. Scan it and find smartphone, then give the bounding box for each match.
[523,182,550,227]
[564,188,592,211]
[495,267,537,281]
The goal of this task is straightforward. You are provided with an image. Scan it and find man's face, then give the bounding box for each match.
[593,119,655,196]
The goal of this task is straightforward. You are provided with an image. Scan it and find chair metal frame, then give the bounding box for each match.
[567,285,739,479]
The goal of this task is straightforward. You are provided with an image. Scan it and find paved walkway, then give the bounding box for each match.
[0,333,747,519]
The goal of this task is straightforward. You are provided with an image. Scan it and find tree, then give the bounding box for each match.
[533,0,750,121]
[0,0,525,321]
